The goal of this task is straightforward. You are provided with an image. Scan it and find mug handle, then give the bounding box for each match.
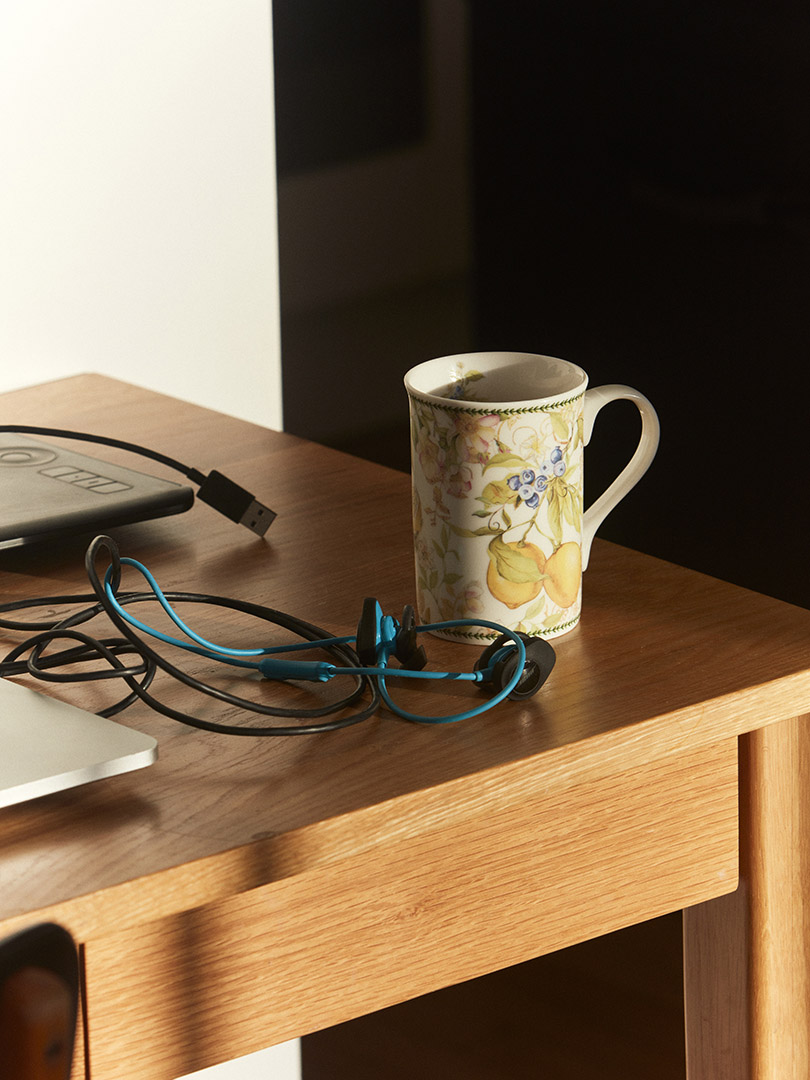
[581,384,660,570]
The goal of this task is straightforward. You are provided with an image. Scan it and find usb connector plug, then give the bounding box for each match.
[196,470,277,536]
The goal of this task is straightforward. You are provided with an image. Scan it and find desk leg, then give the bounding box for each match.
[684,716,810,1079]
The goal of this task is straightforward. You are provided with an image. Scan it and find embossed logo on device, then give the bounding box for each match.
[0,446,58,466]
[39,465,132,494]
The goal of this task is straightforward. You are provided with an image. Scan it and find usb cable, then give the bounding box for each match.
[0,424,276,536]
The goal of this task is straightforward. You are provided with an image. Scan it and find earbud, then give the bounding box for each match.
[474,633,556,700]
[355,597,383,666]
[355,598,427,670]
[393,604,428,671]
[260,597,555,723]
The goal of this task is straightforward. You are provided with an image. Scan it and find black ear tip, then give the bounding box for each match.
[356,596,381,665]
[527,636,556,671]
[474,633,513,673]
[480,633,556,700]
[394,604,428,671]
[510,638,556,699]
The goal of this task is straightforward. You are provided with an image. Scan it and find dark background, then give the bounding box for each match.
[274,0,810,610]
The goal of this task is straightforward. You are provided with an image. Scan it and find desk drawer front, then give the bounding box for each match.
[82,740,738,1080]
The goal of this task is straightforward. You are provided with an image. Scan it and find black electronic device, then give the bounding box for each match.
[0,434,194,550]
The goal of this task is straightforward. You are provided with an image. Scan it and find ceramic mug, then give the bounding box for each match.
[404,352,660,640]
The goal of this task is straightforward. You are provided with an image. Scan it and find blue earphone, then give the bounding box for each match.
[102,558,556,724]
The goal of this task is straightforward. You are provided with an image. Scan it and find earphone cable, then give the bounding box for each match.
[1,539,549,733]
[1,627,158,718]
[80,536,380,734]
[0,537,380,734]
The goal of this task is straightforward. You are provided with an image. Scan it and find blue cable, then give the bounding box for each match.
[104,558,528,724]
[104,558,278,663]
[105,558,360,664]
[376,619,527,724]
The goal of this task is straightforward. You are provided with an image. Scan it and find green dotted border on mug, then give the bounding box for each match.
[436,615,581,642]
[408,389,586,417]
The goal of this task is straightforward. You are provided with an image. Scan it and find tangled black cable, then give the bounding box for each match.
[0,536,379,736]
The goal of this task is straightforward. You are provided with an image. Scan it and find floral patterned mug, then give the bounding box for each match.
[404,352,660,640]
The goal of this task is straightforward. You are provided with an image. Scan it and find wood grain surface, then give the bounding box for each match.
[82,739,737,1079]
[685,715,810,1080]
[2,376,810,1078]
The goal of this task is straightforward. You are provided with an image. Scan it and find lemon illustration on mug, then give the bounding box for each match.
[405,352,659,641]
[486,540,547,610]
[487,539,582,612]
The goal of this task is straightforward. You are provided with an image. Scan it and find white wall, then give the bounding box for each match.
[1,5,293,1075]
[0,0,282,431]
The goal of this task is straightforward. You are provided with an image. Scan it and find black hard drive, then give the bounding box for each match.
[0,434,194,550]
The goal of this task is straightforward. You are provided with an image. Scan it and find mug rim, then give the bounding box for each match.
[404,351,589,411]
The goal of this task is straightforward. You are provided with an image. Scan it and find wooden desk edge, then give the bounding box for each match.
[0,685,777,944]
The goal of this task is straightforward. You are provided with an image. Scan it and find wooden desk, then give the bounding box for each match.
[1,376,809,1080]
